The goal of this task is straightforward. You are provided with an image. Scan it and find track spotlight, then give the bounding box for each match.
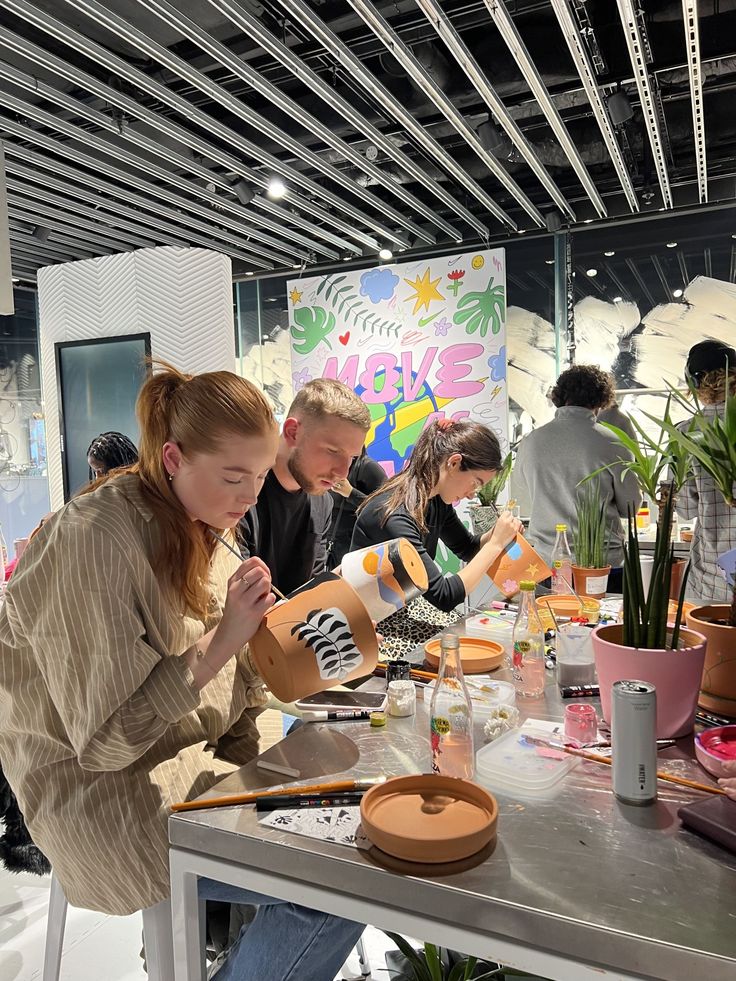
[233,180,255,206]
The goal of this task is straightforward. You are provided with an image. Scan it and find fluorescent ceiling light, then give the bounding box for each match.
[586,268,598,277]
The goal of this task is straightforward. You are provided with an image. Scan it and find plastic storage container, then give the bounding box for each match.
[475,725,579,798]
[465,612,514,654]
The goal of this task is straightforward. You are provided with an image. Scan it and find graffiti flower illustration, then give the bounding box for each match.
[292,367,312,391]
[360,267,399,303]
[434,316,452,337]
[453,275,506,337]
[447,268,466,297]
[488,345,507,382]
[501,578,519,596]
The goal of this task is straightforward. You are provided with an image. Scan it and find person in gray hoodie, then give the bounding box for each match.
[512,365,641,590]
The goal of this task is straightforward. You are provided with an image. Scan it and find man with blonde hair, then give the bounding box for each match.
[238,378,370,594]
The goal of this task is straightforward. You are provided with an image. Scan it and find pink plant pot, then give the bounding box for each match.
[592,624,707,739]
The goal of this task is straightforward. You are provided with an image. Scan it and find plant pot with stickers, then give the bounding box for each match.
[249,572,379,703]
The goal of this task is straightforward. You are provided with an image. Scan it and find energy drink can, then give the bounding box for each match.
[611,680,657,805]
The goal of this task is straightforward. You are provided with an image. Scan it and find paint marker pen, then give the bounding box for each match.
[255,792,364,812]
[301,710,372,722]
[491,600,518,611]
[560,684,600,699]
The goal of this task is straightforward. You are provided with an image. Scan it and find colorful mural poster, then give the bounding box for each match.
[288,249,507,574]
[288,248,508,475]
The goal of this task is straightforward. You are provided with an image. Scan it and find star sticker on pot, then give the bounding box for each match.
[404,267,444,316]
[525,563,540,577]
[289,287,303,305]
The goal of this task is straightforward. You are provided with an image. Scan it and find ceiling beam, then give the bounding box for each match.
[615,0,673,209]
[203,0,464,240]
[8,202,154,252]
[60,0,410,250]
[480,0,606,218]
[0,30,368,257]
[3,146,278,269]
[346,0,539,228]
[625,257,657,308]
[414,0,575,221]
[650,255,672,297]
[137,0,446,245]
[0,90,312,264]
[274,0,492,238]
[2,0,386,253]
[681,0,708,204]
[549,0,639,214]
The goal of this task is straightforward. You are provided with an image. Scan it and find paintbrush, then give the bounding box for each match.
[210,529,287,601]
[171,776,386,813]
[528,734,726,797]
[374,662,439,681]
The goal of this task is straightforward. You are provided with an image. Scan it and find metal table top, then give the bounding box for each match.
[170,624,736,981]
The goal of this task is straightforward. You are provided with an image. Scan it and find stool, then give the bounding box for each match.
[42,872,176,981]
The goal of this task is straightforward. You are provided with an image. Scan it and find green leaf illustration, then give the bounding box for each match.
[453,275,506,337]
[290,305,336,354]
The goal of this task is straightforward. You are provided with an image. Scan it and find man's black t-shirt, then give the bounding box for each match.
[238,470,332,595]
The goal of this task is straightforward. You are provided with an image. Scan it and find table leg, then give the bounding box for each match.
[169,848,206,981]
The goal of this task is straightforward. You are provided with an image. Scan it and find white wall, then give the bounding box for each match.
[37,246,235,508]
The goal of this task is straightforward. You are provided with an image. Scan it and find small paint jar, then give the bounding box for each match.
[387,679,416,717]
[564,703,598,745]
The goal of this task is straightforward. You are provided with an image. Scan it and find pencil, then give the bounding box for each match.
[564,747,726,796]
[210,530,287,601]
[171,776,385,813]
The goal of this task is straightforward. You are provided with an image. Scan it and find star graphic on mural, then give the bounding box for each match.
[525,563,540,577]
[404,268,444,316]
[289,287,303,305]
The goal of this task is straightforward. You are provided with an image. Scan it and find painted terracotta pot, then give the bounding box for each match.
[686,606,736,717]
[340,537,428,624]
[250,572,379,703]
[571,565,610,599]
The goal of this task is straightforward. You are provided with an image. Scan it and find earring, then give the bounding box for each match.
[167,472,173,482]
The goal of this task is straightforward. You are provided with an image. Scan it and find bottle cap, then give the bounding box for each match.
[555,523,567,532]
[441,632,460,649]
[370,711,387,727]
[519,580,535,591]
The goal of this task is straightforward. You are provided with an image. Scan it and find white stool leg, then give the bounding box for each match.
[42,873,68,981]
[142,897,175,981]
[355,935,371,977]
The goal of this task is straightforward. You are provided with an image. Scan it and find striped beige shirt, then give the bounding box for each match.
[0,474,267,915]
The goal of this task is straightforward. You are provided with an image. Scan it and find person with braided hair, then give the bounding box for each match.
[86,430,139,479]
[353,418,521,612]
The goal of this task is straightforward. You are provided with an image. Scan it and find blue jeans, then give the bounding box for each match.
[198,878,364,981]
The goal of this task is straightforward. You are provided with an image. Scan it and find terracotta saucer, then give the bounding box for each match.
[424,636,504,674]
[360,774,498,864]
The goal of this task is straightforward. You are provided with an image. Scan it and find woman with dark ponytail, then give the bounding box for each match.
[0,362,363,979]
[353,418,522,613]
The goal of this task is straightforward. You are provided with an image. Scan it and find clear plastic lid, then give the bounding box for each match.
[475,723,579,796]
[465,613,514,647]
[426,677,516,719]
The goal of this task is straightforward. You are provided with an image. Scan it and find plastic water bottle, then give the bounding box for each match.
[512,581,546,698]
[551,523,573,592]
[430,633,474,779]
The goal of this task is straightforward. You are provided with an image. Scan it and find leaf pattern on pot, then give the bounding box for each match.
[290,607,364,681]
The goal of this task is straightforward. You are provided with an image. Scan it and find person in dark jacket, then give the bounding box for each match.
[326,448,387,569]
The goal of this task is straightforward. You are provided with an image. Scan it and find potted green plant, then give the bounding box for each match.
[571,482,612,598]
[658,379,736,716]
[589,396,693,598]
[591,492,707,739]
[384,933,546,980]
[469,452,512,535]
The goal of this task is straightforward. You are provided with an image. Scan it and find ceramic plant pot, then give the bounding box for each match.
[572,565,611,599]
[592,623,707,738]
[249,572,379,703]
[340,537,428,624]
[686,606,736,717]
[469,504,498,536]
